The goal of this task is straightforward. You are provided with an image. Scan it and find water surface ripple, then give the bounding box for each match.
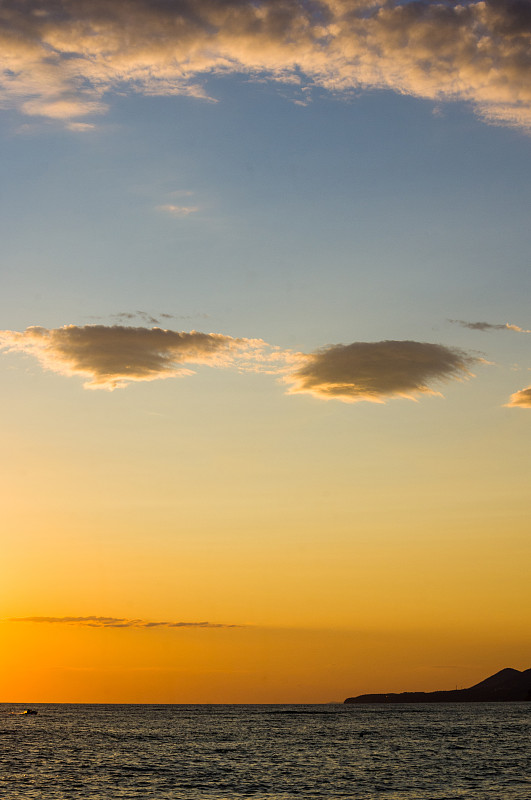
[1,703,529,798]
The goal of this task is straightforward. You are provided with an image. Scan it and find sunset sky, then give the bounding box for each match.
[1,0,530,703]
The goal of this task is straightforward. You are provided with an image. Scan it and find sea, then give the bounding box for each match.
[1,702,530,799]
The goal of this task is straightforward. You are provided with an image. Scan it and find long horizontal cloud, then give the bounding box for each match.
[0,325,273,389]
[6,616,242,629]
[449,319,531,333]
[0,325,479,402]
[0,1,530,128]
[286,340,476,403]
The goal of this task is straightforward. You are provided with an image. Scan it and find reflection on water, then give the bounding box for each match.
[1,702,530,799]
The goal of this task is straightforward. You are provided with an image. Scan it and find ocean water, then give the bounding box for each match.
[1,703,530,799]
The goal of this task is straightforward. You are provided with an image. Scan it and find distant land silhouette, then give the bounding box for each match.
[344,668,531,704]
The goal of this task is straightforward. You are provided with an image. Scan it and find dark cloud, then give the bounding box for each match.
[113,311,162,325]
[449,320,531,333]
[0,1,530,128]
[6,616,242,629]
[0,325,479,403]
[91,311,207,324]
[286,340,477,403]
[0,324,267,389]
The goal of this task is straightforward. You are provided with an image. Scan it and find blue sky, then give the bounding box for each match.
[2,74,531,408]
[1,80,529,347]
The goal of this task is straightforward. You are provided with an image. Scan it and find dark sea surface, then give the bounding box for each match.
[1,702,530,799]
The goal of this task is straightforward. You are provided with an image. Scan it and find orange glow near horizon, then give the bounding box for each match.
[1,618,530,704]
[2,389,530,704]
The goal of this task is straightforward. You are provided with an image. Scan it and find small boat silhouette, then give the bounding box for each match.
[21,709,38,715]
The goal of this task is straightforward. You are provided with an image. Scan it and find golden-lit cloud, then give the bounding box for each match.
[0,325,480,403]
[506,386,531,408]
[6,616,243,629]
[0,325,266,389]
[450,319,531,333]
[286,340,476,403]
[0,1,530,128]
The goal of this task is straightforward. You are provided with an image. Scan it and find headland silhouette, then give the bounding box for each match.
[344,667,531,704]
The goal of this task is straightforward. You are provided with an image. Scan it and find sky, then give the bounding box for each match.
[1,0,531,703]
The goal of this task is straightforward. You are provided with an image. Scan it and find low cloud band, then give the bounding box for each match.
[1,323,480,404]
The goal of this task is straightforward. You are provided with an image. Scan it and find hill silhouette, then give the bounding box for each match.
[344,668,531,704]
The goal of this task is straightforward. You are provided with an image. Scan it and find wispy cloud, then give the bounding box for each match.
[0,325,480,403]
[449,320,531,333]
[5,616,243,629]
[156,204,199,217]
[0,1,530,129]
[111,311,209,324]
[65,121,96,133]
[112,311,162,325]
[285,341,477,403]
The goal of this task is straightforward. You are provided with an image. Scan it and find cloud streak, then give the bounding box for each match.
[6,616,243,629]
[0,1,530,128]
[286,340,477,403]
[0,324,480,403]
[449,320,531,333]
